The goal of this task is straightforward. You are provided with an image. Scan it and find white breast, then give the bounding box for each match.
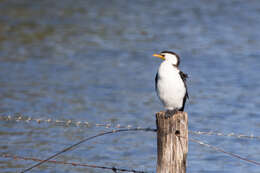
[156,61,186,110]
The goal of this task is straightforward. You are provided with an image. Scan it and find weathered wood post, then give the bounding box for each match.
[156,111,188,173]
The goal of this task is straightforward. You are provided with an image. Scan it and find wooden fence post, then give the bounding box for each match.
[156,111,188,173]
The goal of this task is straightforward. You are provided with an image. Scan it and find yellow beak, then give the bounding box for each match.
[153,53,165,60]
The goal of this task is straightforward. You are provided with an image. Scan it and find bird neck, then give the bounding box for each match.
[161,60,178,69]
[158,61,179,76]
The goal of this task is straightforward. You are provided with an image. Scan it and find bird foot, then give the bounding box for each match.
[165,109,178,118]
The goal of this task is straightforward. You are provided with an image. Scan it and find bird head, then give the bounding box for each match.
[153,51,180,66]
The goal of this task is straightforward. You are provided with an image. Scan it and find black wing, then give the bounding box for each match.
[179,71,189,111]
[155,72,158,91]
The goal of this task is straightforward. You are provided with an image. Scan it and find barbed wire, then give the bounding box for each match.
[1,115,259,140]
[0,114,128,128]
[20,128,156,173]
[189,131,260,140]
[190,137,260,166]
[2,154,148,173]
[2,130,259,173]
[19,127,260,172]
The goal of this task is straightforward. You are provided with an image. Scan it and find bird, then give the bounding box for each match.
[153,51,188,118]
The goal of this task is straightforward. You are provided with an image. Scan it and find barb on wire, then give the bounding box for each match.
[21,127,156,173]
[2,122,260,172]
[2,154,147,173]
[0,115,134,129]
[190,130,260,140]
[0,114,92,128]
[1,115,260,140]
[190,137,260,166]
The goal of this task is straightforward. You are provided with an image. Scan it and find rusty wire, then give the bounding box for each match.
[2,154,148,173]
[20,128,156,173]
[1,127,259,172]
[2,136,260,173]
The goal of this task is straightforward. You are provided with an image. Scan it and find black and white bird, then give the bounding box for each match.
[153,51,188,117]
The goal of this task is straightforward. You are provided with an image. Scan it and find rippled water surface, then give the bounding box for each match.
[1,0,260,172]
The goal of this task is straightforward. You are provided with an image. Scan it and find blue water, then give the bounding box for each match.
[0,0,260,172]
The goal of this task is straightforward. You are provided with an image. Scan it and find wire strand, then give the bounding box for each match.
[190,137,260,166]
[1,127,259,172]
[2,154,147,173]
[21,128,156,173]
[1,115,259,140]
